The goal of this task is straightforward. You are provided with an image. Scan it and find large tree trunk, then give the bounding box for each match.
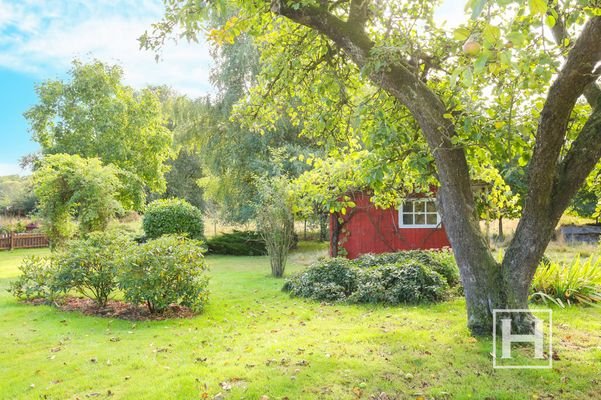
[273,1,601,334]
[434,187,504,334]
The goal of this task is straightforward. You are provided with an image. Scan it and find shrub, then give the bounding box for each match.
[52,231,132,307]
[355,250,460,287]
[531,255,601,307]
[120,235,209,313]
[283,258,358,301]
[350,262,449,304]
[8,256,58,302]
[206,230,267,256]
[143,199,204,240]
[284,251,453,305]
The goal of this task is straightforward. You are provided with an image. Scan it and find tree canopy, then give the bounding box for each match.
[25,60,173,193]
[145,0,601,334]
[0,175,36,217]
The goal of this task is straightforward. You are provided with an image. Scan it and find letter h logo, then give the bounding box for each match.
[492,309,552,369]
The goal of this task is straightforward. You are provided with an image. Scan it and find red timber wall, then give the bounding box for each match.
[330,192,451,259]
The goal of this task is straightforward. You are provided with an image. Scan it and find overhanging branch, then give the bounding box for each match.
[549,5,601,105]
[522,16,601,217]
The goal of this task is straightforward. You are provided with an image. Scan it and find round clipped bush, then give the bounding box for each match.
[119,235,209,313]
[143,199,204,240]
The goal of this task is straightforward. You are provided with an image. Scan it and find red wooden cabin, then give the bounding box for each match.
[330,191,450,259]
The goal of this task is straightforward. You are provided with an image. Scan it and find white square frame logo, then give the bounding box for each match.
[492,309,552,369]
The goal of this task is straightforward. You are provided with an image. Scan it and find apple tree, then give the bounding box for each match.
[144,0,601,334]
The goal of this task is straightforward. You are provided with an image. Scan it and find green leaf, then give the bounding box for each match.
[482,25,501,45]
[474,53,489,73]
[528,0,547,15]
[507,31,525,48]
[469,0,488,19]
[453,27,471,41]
[462,68,474,86]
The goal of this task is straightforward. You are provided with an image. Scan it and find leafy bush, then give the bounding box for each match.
[120,235,209,313]
[350,262,448,304]
[8,256,57,301]
[283,258,358,301]
[355,250,460,287]
[143,199,204,240]
[284,251,451,305]
[206,230,267,256]
[531,255,601,307]
[52,232,132,307]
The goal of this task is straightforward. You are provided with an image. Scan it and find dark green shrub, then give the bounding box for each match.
[284,251,454,305]
[8,256,58,301]
[143,199,204,240]
[350,262,449,304]
[120,235,209,313]
[206,230,267,255]
[52,231,132,307]
[283,258,358,301]
[355,250,460,287]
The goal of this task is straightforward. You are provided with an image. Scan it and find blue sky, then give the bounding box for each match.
[0,0,465,176]
[0,0,213,175]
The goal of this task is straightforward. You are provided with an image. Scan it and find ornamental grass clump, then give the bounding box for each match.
[531,255,601,307]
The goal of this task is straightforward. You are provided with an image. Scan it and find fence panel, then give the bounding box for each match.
[0,233,49,250]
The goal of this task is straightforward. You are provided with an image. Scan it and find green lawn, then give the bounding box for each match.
[1,245,600,399]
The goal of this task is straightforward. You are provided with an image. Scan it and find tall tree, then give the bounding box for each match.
[145,0,601,334]
[25,60,173,193]
[146,17,319,224]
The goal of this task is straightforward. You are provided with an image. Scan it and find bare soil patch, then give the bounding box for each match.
[25,297,196,320]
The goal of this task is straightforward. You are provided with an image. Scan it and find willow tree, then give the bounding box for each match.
[144,0,601,334]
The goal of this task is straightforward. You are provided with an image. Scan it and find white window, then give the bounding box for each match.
[399,199,441,228]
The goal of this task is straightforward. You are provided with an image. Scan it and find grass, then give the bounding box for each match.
[1,245,601,399]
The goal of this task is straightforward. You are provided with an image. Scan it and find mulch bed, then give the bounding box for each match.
[25,297,196,321]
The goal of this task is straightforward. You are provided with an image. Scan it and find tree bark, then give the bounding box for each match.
[272,1,601,334]
[330,214,339,257]
[498,217,504,242]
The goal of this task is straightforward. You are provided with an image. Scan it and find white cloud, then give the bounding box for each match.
[0,0,213,97]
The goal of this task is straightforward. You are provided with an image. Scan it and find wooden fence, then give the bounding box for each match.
[0,232,49,250]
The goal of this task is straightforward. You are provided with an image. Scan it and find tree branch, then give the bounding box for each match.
[522,16,601,220]
[552,104,601,217]
[503,17,601,297]
[348,0,369,27]
[549,6,601,105]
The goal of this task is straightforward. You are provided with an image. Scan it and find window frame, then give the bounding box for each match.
[398,198,441,228]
